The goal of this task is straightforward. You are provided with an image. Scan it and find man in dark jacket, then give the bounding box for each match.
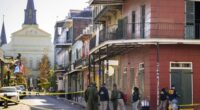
[99,83,109,110]
[159,88,168,110]
[132,87,140,110]
[168,85,179,110]
[87,82,99,110]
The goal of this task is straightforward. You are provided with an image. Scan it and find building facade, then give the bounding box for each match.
[54,8,92,94]
[88,0,200,109]
[2,0,54,87]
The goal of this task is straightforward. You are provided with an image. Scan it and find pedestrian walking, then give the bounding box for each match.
[158,88,168,110]
[168,85,179,110]
[132,87,140,110]
[111,84,126,110]
[87,82,99,110]
[99,83,109,110]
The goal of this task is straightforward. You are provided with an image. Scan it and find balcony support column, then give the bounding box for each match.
[88,55,91,84]
[93,56,96,82]
[106,45,109,83]
[98,49,101,85]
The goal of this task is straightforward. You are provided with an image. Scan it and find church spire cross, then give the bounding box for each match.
[24,0,37,25]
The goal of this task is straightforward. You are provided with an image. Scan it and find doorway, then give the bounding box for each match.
[170,62,192,104]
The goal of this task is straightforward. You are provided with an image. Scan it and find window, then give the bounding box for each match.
[140,5,146,38]
[170,62,192,70]
[138,63,144,97]
[132,11,136,38]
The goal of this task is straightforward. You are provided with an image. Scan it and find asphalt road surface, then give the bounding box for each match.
[0,95,84,110]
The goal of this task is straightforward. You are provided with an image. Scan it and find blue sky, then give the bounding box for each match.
[0,0,89,42]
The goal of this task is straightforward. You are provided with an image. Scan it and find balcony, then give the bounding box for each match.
[93,5,122,23]
[90,22,200,50]
[90,36,96,50]
[89,0,124,5]
[74,59,83,69]
[82,57,89,67]
[55,37,72,48]
[55,64,67,73]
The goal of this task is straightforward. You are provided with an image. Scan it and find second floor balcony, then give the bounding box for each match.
[55,37,72,48]
[93,5,122,23]
[89,0,124,5]
[74,58,83,69]
[90,22,200,51]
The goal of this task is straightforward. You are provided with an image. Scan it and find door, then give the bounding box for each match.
[171,69,192,104]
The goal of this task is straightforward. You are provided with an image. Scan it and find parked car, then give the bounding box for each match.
[15,85,26,98]
[0,86,20,105]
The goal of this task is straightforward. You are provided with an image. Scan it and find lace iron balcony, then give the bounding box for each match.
[90,22,200,50]
[55,37,72,48]
[89,0,124,5]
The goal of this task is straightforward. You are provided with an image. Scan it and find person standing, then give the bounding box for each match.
[168,85,179,110]
[111,84,118,110]
[132,87,140,110]
[99,83,109,110]
[87,82,99,110]
[159,88,168,110]
[111,84,126,110]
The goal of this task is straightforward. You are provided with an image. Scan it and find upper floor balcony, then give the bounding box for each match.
[54,64,67,73]
[93,5,122,23]
[90,22,200,51]
[74,58,83,69]
[89,0,124,5]
[55,37,72,48]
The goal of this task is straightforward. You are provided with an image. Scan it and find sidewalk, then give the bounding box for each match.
[60,96,132,110]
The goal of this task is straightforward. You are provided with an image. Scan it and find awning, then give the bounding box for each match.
[89,39,200,62]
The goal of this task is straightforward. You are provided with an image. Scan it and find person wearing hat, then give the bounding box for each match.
[168,85,179,110]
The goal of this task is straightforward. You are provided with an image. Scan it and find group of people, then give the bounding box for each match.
[85,83,126,110]
[159,85,179,110]
[84,83,178,110]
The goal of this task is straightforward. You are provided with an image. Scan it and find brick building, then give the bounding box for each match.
[88,0,200,109]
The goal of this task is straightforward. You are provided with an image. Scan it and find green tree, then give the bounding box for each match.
[38,55,51,90]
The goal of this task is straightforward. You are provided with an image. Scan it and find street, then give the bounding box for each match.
[0,96,84,110]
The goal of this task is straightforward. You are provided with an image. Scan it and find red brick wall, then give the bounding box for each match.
[117,44,200,109]
[118,46,151,103]
[149,44,200,109]
[150,0,185,39]
[122,0,185,39]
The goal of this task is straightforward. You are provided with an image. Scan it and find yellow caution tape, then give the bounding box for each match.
[179,103,200,107]
[23,90,84,96]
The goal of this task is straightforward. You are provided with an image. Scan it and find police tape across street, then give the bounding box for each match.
[0,90,200,110]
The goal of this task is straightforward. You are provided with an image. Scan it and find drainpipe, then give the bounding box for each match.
[156,42,160,107]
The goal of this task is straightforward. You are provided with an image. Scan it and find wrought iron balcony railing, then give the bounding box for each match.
[90,22,200,50]
[55,37,72,48]
[74,59,83,68]
[90,0,124,5]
